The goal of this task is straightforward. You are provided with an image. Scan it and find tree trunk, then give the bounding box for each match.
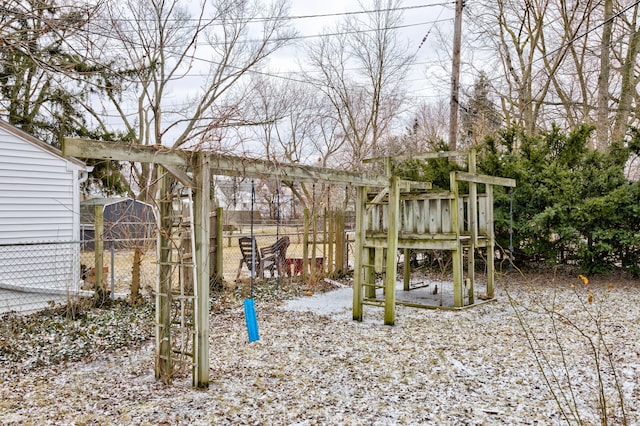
[596,0,613,150]
[612,4,640,144]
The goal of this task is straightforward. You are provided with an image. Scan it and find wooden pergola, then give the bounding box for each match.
[63,138,386,388]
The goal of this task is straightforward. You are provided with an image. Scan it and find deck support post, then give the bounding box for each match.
[467,151,477,305]
[352,186,366,321]
[450,171,464,308]
[384,176,400,325]
[486,185,495,298]
[403,248,411,291]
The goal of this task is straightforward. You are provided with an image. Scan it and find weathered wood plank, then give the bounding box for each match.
[442,199,452,234]
[400,191,453,201]
[64,138,190,166]
[192,154,211,389]
[454,171,516,188]
[364,151,465,163]
[429,199,438,234]
[353,187,366,321]
[384,176,400,325]
[63,138,387,186]
[381,202,389,233]
[478,195,488,234]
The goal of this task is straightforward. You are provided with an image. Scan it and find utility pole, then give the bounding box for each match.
[448,0,464,151]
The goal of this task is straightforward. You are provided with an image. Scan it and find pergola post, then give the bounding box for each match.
[155,166,173,383]
[192,153,211,388]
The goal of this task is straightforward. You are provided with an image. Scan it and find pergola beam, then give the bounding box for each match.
[63,138,386,187]
[64,138,191,166]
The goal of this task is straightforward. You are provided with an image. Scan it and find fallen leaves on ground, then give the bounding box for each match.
[0,273,638,425]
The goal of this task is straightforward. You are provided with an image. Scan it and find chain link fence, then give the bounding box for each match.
[80,237,157,300]
[0,241,81,314]
[0,208,353,313]
[0,236,157,315]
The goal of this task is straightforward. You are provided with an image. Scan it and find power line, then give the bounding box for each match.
[87,17,452,47]
[280,19,452,42]
[254,2,454,23]
[74,17,451,86]
[416,3,447,52]
[103,2,454,25]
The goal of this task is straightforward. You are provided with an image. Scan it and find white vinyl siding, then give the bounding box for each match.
[0,124,84,300]
[0,130,76,243]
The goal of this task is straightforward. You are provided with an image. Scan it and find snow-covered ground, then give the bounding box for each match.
[1,274,638,425]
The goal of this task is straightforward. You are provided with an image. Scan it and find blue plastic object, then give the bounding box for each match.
[244,298,260,342]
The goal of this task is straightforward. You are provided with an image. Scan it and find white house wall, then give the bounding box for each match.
[0,124,83,296]
[0,138,75,242]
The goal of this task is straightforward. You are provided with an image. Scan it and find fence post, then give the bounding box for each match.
[94,205,105,298]
[110,240,115,299]
[327,208,334,276]
[214,207,224,287]
[334,209,345,276]
[302,208,309,282]
[323,207,328,274]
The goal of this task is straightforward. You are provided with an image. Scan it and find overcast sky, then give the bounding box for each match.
[268,0,457,102]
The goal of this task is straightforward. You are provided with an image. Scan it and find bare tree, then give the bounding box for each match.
[464,0,640,149]
[245,76,317,164]
[241,76,349,210]
[611,2,640,144]
[596,0,614,149]
[81,0,294,200]
[305,0,413,170]
[412,99,449,145]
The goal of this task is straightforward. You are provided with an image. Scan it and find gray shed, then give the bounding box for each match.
[80,198,157,249]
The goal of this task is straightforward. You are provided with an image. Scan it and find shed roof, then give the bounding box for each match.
[81,197,139,207]
[80,197,156,224]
